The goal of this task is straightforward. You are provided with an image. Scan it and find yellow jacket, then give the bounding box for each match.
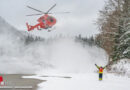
[95,64,105,73]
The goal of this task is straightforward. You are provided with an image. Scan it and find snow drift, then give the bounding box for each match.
[110,59,130,76]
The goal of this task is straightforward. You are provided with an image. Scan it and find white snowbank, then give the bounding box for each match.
[111,59,130,76]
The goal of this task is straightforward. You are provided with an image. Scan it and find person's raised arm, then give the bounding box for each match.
[103,65,107,69]
[95,64,99,69]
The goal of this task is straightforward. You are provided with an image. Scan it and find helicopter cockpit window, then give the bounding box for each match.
[47,17,54,22]
[42,19,45,23]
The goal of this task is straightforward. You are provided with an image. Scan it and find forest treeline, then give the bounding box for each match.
[95,0,130,63]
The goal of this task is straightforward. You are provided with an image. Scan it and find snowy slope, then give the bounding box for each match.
[0,16,24,50]
[0,16,24,55]
[0,16,24,39]
[0,16,26,73]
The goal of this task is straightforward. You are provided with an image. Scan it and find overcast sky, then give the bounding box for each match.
[0,0,106,38]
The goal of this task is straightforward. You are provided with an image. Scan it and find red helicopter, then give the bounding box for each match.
[26,4,69,32]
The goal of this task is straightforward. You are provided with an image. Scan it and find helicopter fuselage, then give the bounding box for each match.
[37,14,56,29]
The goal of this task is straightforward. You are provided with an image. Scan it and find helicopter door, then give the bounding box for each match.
[42,19,49,29]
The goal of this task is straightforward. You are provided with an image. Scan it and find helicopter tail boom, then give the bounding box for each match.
[26,22,33,31]
[26,22,43,31]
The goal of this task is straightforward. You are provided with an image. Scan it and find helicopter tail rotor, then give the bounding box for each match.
[26,22,33,31]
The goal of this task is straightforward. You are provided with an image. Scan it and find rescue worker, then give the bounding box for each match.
[95,64,106,81]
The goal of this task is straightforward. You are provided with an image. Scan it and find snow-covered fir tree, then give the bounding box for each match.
[96,0,130,61]
[113,0,130,60]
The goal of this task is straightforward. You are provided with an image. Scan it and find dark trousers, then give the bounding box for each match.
[99,73,103,80]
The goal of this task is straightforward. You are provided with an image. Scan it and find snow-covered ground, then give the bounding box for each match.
[23,72,130,90]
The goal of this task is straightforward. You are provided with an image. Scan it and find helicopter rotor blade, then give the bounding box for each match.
[26,13,43,16]
[46,4,56,14]
[50,12,70,14]
[26,4,69,16]
[27,6,44,13]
